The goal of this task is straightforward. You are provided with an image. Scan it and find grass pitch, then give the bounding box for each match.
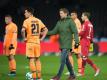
[0,54,107,80]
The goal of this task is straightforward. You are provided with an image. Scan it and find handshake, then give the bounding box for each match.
[9,44,14,50]
[74,43,80,49]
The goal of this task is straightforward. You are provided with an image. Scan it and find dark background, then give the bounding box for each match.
[0,0,107,41]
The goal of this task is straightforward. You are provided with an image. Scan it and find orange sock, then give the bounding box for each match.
[36,59,41,78]
[69,55,74,68]
[9,60,12,71]
[77,57,82,73]
[29,60,36,78]
[10,59,16,72]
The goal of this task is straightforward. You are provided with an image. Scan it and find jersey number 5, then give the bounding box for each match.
[31,24,39,35]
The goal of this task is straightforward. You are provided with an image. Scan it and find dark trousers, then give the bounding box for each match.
[57,49,75,78]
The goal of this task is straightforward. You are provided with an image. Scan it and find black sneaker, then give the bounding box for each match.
[8,72,16,77]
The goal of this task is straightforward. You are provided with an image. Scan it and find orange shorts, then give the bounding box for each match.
[26,43,40,58]
[3,44,17,56]
[72,39,81,54]
[72,45,81,54]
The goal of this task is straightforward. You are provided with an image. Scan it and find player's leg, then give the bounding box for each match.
[81,56,87,76]
[81,41,100,76]
[80,41,88,76]
[66,51,76,80]
[26,43,36,79]
[5,45,16,76]
[86,57,100,76]
[35,57,42,80]
[85,43,100,76]
[29,57,36,79]
[34,44,43,80]
[74,45,82,76]
[7,54,16,76]
[50,49,68,80]
[77,46,82,74]
[77,54,82,73]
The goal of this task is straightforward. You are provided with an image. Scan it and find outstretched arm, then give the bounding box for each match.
[48,22,59,35]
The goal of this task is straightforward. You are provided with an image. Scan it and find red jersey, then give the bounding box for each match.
[79,20,93,41]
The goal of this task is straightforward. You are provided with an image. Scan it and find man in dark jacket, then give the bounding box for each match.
[48,8,79,80]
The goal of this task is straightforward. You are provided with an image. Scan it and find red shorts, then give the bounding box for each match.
[80,39,90,56]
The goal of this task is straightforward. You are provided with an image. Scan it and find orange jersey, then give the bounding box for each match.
[72,18,81,51]
[74,18,81,33]
[23,16,46,44]
[4,22,17,46]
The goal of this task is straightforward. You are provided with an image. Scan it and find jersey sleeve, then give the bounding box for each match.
[47,22,59,35]
[39,20,46,28]
[69,19,79,44]
[13,24,17,33]
[79,24,86,36]
[39,20,47,32]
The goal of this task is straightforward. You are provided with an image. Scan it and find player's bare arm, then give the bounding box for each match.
[40,27,48,41]
[21,27,27,42]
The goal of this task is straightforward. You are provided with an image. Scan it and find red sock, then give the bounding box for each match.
[81,59,86,74]
[86,58,98,71]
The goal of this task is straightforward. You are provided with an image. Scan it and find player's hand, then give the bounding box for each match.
[74,43,79,49]
[9,44,14,50]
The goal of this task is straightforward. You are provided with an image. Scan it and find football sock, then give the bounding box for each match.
[9,60,12,71]
[10,59,16,72]
[81,59,86,74]
[77,57,82,73]
[29,60,36,78]
[86,58,98,71]
[36,59,41,78]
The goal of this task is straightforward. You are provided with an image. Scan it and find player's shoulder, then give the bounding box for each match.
[24,18,29,23]
[75,18,80,22]
[11,22,17,26]
[84,21,89,25]
[34,17,42,22]
[75,18,81,23]
[86,21,93,27]
[9,22,17,28]
[30,16,41,23]
[13,22,17,28]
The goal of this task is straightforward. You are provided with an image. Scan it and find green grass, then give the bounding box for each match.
[0,54,107,80]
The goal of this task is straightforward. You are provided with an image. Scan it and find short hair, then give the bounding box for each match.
[71,11,77,14]
[60,8,69,15]
[25,7,34,14]
[82,12,91,19]
[5,15,12,18]
[71,11,78,16]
